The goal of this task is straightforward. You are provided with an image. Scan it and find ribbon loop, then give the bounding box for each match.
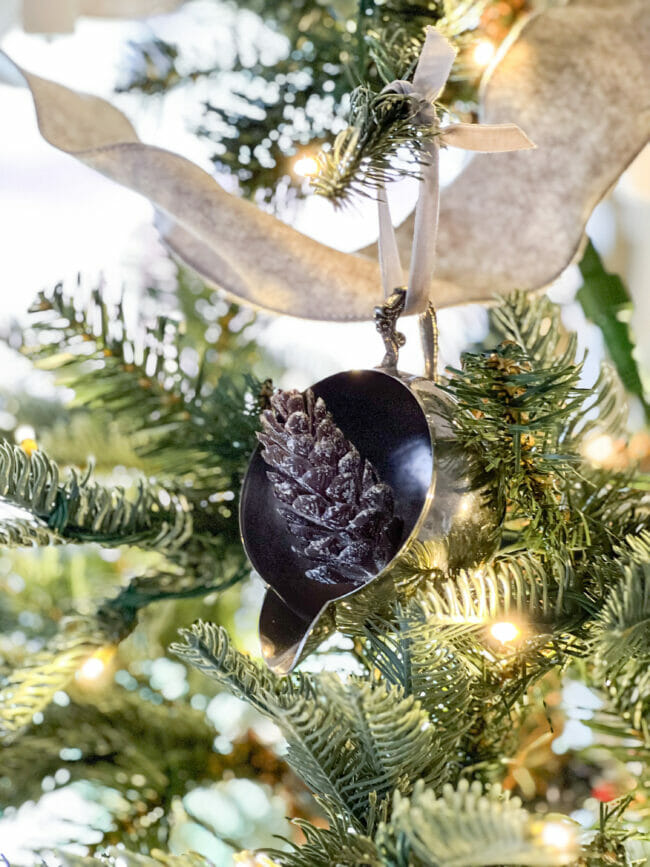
[412,27,456,101]
[377,26,535,311]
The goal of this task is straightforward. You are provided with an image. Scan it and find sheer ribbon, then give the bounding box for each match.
[377,27,535,308]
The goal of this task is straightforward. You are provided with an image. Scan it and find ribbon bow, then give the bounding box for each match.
[377,26,535,310]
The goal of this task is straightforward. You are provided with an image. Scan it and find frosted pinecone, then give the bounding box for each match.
[258,389,403,585]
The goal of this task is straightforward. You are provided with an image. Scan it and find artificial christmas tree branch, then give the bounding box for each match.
[0,441,192,550]
[118,0,486,203]
[1,680,300,853]
[173,622,448,828]
[18,279,266,583]
[173,291,650,863]
[0,277,268,749]
[0,612,131,741]
[23,282,261,490]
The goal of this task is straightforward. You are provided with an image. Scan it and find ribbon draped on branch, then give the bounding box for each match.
[1,0,648,320]
[377,27,534,311]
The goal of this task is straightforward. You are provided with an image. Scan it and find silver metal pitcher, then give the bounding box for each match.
[239,292,502,673]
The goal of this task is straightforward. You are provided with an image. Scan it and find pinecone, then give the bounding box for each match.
[257,388,403,585]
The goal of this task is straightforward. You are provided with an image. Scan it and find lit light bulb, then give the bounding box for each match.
[540,819,578,853]
[583,433,616,466]
[78,655,105,681]
[490,621,520,644]
[234,853,280,867]
[77,647,115,683]
[20,438,39,456]
[15,424,36,447]
[293,155,319,178]
[473,39,496,68]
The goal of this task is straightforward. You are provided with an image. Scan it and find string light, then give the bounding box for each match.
[539,818,579,855]
[529,815,579,860]
[473,39,496,68]
[20,438,39,456]
[583,433,616,466]
[489,621,520,644]
[77,647,115,684]
[292,154,320,178]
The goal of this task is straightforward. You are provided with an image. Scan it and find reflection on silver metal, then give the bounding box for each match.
[239,298,501,674]
[374,288,407,371]
[419,302,440,384]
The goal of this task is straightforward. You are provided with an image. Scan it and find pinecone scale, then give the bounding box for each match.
[258,389,403,585]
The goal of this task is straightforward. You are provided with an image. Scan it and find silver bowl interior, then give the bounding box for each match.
[239,369,434,624]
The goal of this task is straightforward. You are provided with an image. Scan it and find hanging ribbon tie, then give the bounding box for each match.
[377,26,535,311]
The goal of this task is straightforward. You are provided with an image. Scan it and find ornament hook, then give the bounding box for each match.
[374,289,439,382]
[374,288,406,370]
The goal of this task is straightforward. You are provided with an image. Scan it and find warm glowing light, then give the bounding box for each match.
[293,155,320,178]
[583,433,616,466]
[79,656,105,680]
[490,621,520,643]
[20,438,39,456]
[473,39,496,67]
[233,853,280,867]
[540,820,577,852]
[77,647,115,683]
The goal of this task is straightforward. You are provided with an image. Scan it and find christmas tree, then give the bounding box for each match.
[1,0,650,864]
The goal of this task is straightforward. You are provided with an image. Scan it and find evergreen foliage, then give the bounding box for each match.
[0,274,265,752]
[13,278,262,592]
[0,441,192,550]
[0,673,295,853]
[3,274,649,860]
[118,0,493,203]
[23,281,259,491]
[310,88,442,204]
[591,556,650,728]
[1,1,649,860]
[375,780,578,867]
[173,622,447,827]
[169,292,650,865]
